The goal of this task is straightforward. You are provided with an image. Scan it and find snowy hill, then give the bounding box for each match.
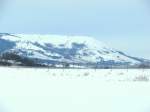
[0,33,149,68]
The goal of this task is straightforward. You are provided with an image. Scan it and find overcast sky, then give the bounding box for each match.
[0,0,150,58]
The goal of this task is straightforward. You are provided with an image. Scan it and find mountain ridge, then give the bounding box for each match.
[0,33,149,68]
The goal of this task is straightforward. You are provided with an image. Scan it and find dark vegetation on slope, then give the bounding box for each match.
[0,52,150,69]
[0,52,45,67]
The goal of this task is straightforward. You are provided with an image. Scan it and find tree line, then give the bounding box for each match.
[0,52,150,69]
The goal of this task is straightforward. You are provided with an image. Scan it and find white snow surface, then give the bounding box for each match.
[0,67,150,112]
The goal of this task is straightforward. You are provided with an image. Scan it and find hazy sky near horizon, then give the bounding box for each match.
[0,0,150,58]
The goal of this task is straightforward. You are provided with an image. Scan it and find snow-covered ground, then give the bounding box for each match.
[0,67,150,112]
[0,67,150,82]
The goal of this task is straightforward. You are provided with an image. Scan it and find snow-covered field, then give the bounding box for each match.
[0,67,150,112]
[0,67,150,82]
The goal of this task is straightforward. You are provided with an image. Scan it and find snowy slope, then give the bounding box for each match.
[0,33,147,67]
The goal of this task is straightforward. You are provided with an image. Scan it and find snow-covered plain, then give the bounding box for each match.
[0,67,150,112]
